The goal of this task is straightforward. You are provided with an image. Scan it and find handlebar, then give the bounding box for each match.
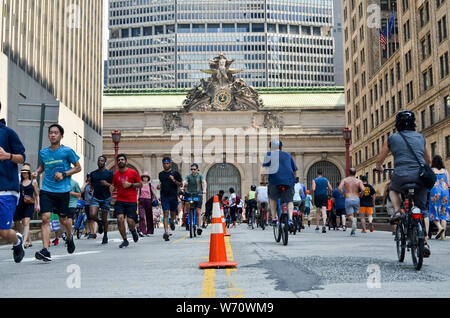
[179,191,202,202]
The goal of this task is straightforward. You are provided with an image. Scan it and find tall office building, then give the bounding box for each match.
[0,0,104,180]
[107,0,338,89]
[333,0,344,86]
[343,0,449,192]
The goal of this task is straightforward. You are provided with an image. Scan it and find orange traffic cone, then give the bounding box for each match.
[199,196,237,269]
[220,206,231,237]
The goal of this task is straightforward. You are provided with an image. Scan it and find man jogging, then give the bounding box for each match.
[89,155,113,244]
[338,168,365,237]
[110,154,142,248]
[0,106,26,263]
[32,124,81,261]
[312,170,333,233]
[158,157,183,241]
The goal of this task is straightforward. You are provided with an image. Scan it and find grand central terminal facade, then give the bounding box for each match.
[102,56,347,198]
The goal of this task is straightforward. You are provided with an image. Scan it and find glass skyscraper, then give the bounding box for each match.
[108,0,337,89]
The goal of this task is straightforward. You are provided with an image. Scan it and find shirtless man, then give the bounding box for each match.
[338,168,365,237]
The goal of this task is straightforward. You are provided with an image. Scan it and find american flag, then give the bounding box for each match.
[380,29,387,50]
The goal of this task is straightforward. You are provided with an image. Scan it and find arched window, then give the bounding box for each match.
[307,161,342,192]
[206,164,241,200]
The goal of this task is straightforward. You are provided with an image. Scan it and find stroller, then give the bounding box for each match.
[73,200,87,239]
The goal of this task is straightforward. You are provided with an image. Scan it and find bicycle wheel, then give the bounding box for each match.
[251,211,255,229]
[411,220,424,271]
[395,222,406,263]
[189,209,194,239]
[292,216,297,235]
[281,214,289,246]
[260,211,265,230]
[273,218,281,243]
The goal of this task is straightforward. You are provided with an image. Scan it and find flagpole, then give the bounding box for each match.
[387,16,390,59]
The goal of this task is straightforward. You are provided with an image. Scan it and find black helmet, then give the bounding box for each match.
[251,185,256,191]
[395,110,416,131]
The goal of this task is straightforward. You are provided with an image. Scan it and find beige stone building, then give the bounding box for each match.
[102,87,347,198]
[343,0,450,193]
[0,0,104,183]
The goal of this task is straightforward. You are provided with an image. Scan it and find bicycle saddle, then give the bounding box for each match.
[400,183,419,193]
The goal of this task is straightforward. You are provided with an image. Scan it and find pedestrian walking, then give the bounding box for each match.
[312,170,333,233]
[89,155,114,245]
[332,183,346,230]
[256,182,269,225]
[138,171,158,237]
[110,154,142,248]
[228,188,238,227]
[32,124,81,262]
[0,107,26,263]
[81,174,94,238]
[339,168,365,237]
[304,190,313,227]
[360,176,376,233]
[157,157,183,242]
[429,155,449,240]
[13,163,39,248]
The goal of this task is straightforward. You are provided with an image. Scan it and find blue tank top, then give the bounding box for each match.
[314,177,328,196]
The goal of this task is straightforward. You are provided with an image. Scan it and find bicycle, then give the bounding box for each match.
[375,168,426,270]
[273,186,290,246]
[180,192,201,239]
[258,202,267,230]
[292,204,303,235]
[248,205,257,230]
[73,200,87,240]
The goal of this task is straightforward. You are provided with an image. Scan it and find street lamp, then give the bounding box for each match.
[343,127,352,177]
[111,130,121,172]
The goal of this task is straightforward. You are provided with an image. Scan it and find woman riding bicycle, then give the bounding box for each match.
[376,110,432,257]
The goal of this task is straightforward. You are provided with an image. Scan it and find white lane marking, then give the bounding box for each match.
[1,251,101,264]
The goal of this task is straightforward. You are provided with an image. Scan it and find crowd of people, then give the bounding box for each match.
[0,107,448,264]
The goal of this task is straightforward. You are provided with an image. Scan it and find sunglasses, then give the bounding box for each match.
[191,168,197,171]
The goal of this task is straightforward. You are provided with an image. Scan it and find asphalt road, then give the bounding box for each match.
[1,223,449,298]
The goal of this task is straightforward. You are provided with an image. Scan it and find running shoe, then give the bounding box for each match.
[163,232,170,241]
[52,238,59,246]
[170,221,175,231]
[322,226,326,233]
[138,231,145,238]
[61,232,67,241]
[131,229,139,243]
[102,234,108,245]
[361,229,367,233]
[67,237,76,254]
[435,228,445,240]
[369,223,374,232]
[119,240,129,248]
[13,234,25,263]
[35,248,52,262]
[343,225,347,231]
[315,226,320,232]
[197,228,203,236]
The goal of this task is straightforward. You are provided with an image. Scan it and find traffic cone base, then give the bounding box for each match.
[199,261,238,269]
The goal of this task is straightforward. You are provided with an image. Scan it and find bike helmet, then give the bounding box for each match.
[395,110,416,131]
[250,185,256,191]
[269,140,283,150]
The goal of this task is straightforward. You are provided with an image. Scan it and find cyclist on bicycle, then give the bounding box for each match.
[256,181,269,224]
[183,163,207,236]
[376,110,432,257]
[262,140,298,228]
[247,185,257,222]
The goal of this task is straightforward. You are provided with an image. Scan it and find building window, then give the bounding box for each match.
[438,16,448,43]
[396,62,401,81]
[392,96,396,114]
[430,104,435,125]
[431,142,437,158]
[398,90,403,108]
[406,81,414,104]
[445,95,450,117]
[421,110,427,130]
[446,135,450,158]
[440,52,449,79]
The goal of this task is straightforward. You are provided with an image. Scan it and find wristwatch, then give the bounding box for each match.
[62,172,67,178]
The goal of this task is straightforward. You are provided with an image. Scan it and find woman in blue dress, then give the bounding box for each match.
[429,156,449,240]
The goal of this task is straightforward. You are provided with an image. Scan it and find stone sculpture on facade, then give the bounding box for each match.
[163,112,184,133]
[263,112,284,130]
[182,54,264,112]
